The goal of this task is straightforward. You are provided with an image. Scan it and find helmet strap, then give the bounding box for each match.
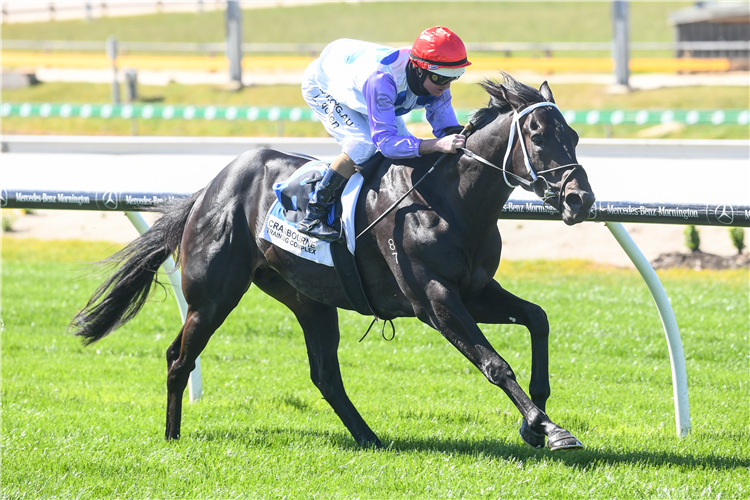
[406,60,431,97]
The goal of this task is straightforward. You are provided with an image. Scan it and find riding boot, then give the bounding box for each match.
[297,167,348,242]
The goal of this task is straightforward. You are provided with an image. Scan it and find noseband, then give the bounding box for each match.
[462,101,583,209]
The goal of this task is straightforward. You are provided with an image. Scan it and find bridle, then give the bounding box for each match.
[461,101,584,210]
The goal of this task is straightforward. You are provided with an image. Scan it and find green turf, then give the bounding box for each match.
[1,2,691,47]
[2,81,748,139]
[2,239,748,499]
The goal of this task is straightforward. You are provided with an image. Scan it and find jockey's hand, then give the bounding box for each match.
[419,134,466,155]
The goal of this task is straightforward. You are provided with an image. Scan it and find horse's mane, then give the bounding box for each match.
[471,72,546,128]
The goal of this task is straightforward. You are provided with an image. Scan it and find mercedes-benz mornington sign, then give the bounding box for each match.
[4,188,749,227]
[2,189,184,213]
[500,198,750,227]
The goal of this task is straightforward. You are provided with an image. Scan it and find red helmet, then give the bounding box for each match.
[410,26,471,78]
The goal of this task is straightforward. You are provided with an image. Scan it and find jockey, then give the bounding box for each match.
[298,26,471,242]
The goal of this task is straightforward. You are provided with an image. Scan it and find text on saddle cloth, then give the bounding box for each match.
[261,160,364,266]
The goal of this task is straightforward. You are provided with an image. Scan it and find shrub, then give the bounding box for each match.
[684,225,700,253]
[1,210,18,232]
[729,227,745,255]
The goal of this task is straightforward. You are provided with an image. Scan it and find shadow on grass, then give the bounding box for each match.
[386,434,750,471]
[188,425,749,471]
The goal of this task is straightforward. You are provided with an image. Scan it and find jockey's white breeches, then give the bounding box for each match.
[301,65,409,165]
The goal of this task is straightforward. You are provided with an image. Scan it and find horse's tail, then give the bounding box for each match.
[71,190,203,345]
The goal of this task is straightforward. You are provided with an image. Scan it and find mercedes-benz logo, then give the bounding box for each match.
[715,204,734,225]
[100,191,118,210]
[587,201,598,220]
[0,189,7,208]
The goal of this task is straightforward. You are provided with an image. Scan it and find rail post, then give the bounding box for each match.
[606,222,691,437]
[106,35,120,104]
[225,1,243,88]
[611,0,630,89]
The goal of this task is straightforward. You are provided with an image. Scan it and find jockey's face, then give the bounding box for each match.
[422,76,452,97]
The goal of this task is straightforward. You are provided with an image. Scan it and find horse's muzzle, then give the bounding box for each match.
[561,184,595,226]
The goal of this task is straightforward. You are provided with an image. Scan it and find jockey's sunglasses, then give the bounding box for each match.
[427,71,460,86]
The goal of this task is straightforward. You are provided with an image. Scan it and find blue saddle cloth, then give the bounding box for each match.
[271,160,338,226]
[262,160,361,268]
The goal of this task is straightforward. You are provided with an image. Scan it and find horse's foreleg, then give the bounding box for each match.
[415,280,581,450]
[464,280,550,413]
[295,304,382,448]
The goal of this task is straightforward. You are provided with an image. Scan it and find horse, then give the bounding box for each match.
[72,73,595,451]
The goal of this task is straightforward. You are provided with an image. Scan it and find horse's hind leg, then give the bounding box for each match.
[254,270,381,447]
[165,291,253,439]
[164,218,255,440]
[298,304,381,447]
[164,308,225,440]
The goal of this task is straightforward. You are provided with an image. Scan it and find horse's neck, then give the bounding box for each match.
[452,115,515,223]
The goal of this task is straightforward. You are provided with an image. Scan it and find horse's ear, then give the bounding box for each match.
[539,81,555,103]
[499,85,526,111]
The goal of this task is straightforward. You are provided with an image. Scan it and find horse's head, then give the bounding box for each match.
[479,74,595,225]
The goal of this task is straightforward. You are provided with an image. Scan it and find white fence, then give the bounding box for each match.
[1,1,316,23]
[6,38,749,54]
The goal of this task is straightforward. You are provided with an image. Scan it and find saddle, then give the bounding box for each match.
[261,157,383,316]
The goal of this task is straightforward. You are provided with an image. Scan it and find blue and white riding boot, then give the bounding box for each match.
[297,168,347,242]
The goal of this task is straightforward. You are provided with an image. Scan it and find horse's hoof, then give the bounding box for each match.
[519,419,545,449]
[367,440,383,450]
[358,436,383,449]
[546,429,583,451]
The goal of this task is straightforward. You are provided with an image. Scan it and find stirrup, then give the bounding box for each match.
[297,218,342,242]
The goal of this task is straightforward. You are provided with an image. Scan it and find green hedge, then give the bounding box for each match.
[3,102,748,126]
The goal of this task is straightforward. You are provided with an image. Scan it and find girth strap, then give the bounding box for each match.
[329,242,397,342]
[329,241,377,317]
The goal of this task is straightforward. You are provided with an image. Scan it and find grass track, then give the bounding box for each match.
[2,239,749,498]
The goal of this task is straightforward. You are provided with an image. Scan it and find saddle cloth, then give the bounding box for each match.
[260,160,364,266]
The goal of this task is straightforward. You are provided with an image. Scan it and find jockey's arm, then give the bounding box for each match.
[363,72,465,158]
[418,134,465,155]
[421,86,465,154]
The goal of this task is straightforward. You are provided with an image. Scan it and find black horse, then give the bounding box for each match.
[73,74,595,451]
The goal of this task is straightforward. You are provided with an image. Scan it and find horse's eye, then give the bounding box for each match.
[531,135,543,146]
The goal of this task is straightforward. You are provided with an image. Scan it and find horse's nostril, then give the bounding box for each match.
[565,192,583,209]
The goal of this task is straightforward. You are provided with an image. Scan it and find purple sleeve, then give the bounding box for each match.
[363,72,421,159]
[426,89,460,138]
